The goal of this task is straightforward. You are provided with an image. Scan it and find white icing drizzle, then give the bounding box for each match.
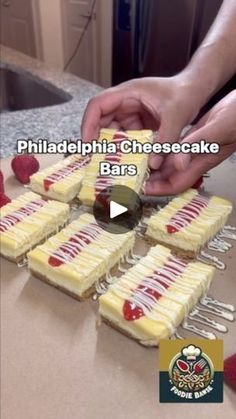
[110,254,189,328]
[197,250,226,270]
[173,331,184,340]
[1,200,67,246]
[0,199,45,232]
[200,296,235,313]
[218,228,236,241]
[188,308,228,333]
[195,305,235,322]
[44,156,89,184]
[224,225,236,231]
[181,320,216,340]
[118,265,127,273]
[17,258,28,268]
[148,192,232,256]
[130,250,142,261]
[95,177,114,191]
[166,194,209,230]
[35,216,134,280]
[105,272,117,284]
[104,131,128,142]
[95,136,123,190]
[95,281,108,294]
[94,134,124,191]
[71,203,80,211]
[115,278,190,321]
[46,223,102,264]
[102,244,216,338]
[79,130,151,196]
[125,255,137,265]
[207,237,232,252]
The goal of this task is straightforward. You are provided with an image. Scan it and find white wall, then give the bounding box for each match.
[36,0,64,69]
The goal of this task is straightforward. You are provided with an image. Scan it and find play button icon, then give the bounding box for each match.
[110,201,128,219]
[93,185,143,234]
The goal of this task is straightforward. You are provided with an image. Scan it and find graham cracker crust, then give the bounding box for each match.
[29,269,97,301]
[144,234,197,260]
[29,257,128,301]
[100,315,158,347]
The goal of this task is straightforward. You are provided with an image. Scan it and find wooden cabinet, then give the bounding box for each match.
[61,0,97,82]
[0,0,36,57]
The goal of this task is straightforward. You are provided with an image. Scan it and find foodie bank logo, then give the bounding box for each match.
[159,339,223,403]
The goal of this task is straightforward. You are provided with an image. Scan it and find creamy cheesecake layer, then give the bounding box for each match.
[146,189,232,254]
[78,129,153,206]
[30,154,89,202]
[28,213,135,298]
[99,244,215,346]
[0,192,70,261]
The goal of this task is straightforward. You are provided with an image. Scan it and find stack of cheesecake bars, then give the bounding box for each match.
[0,129,235,346]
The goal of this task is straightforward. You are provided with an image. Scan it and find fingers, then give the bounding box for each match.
[145,155,212,196]
[174,119,220,171]
[148,119,184,170]
[115,113,144,130]
[108,121,122,130]
[81,96,102,141]
[81,88,125,141]
[173,96,236,171]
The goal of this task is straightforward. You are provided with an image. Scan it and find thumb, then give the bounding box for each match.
[81,89,124,141]
[149,120,183,170]
[174,120,220,171]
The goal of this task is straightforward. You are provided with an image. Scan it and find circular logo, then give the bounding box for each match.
[169,344,214,393]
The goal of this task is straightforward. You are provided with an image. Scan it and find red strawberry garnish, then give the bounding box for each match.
[166,225,178,234]
[0,170,4,194]
[11,155,39,184]
[0,193,11,208]
[224,354,236,390]
[44,179,54,191]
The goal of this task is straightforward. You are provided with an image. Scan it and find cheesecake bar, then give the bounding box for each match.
[27,213,135,300]
[145,189,232,257]
[78,129,153,206]
[99,244,215,346]
[0,192,70,263]
[30,154,89,203]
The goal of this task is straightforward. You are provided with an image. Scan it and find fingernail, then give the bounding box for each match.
[149,155,163,170]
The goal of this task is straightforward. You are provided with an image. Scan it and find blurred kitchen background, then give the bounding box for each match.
[0,0,235,106]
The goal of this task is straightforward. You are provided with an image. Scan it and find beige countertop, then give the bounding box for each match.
[1,154,236,419]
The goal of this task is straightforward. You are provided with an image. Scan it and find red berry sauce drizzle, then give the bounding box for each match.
[48,222,102,267]
[95,132,128,197]
[123,256,187,321]
[0,199,46,233]
[166,193,209,234]
[44,157,90,191]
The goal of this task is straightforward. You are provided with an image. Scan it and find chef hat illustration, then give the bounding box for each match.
[182,345,201,361]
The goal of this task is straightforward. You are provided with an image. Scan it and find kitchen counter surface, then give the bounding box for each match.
[0,46,102,158]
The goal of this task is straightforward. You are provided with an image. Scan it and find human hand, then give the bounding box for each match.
[81,76,203,169]
[145,90,236,195]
